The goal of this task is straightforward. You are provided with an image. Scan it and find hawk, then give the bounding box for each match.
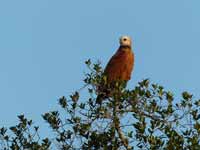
[97,36,134,103]
[104,36,134,83]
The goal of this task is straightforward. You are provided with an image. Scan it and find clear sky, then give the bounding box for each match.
[0,0,200,136]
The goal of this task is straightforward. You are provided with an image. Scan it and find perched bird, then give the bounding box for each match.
[97,36,134,103]
[104,36,134,83]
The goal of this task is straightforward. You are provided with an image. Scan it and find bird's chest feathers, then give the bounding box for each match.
[110,50,133,81]
[104,48,134,82]
[116,49,133,65]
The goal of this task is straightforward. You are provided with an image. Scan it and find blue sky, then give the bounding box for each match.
[0,0,200,136]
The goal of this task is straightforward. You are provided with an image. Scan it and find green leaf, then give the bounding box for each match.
[182,91,192,100]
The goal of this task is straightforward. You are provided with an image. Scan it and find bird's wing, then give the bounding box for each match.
[105,50,124,72]
[104,49,132,82]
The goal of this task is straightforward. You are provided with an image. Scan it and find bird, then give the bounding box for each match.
[104,36,134,83]
[96,36,134,103]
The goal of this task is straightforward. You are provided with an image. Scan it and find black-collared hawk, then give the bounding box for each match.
[97,36,134,103]
[104,36,134,84]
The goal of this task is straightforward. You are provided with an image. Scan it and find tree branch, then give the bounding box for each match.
[113,98,132,150]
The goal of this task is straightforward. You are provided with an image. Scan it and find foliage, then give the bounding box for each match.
[1,60,200,150]
[0,115,51,150]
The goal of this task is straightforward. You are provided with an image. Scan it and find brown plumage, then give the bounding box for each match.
[96,36,134,103]
[104,45,134,83]
[104,36,134,84]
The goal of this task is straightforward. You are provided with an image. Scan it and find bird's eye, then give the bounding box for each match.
[123,38,127,41]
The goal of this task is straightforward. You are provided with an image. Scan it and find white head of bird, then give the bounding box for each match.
[119,36,132,47]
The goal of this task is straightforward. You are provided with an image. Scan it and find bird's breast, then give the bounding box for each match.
[104,48,134,83]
